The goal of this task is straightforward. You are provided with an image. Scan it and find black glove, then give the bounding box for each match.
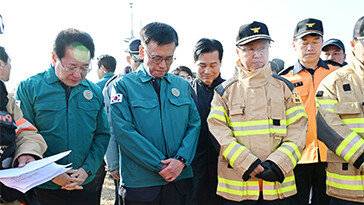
[255,160,284,183]
[242,159,261,181]
[354,153,364,170]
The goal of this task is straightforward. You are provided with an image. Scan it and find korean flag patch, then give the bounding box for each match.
[111,93,123,104]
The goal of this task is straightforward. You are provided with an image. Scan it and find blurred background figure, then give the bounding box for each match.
[171,65,194,82]
[321,38,347,66]
[271,58,285,74]
[96,54,116,89]
[125,39,143,73]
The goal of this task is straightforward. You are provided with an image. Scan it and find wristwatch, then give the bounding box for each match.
[174,155,187,164]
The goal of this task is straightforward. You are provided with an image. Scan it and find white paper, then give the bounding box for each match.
[0,150,72,193]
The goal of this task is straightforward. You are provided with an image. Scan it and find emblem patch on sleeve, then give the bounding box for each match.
[111,93,123,104]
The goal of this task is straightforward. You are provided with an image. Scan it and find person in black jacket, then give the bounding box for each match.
[188,38,225,205]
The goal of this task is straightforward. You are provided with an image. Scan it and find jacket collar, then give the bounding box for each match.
[236,60,271,88]
[350,52,364,78]
[44,66,88,86]
[293,58,329,75]
[138,63,171,84]
[102,73,115,80]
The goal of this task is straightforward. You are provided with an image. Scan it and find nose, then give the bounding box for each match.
[71,70,82,79]
[204,67,211,74]
[307,44,315,51]
[158,59,167,68]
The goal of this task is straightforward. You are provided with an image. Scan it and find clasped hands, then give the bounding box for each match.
[52,168,88,190]
[158,158,185,182]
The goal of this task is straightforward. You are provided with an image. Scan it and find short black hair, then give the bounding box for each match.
[0,46,9,63]
[140,22,178,47]
[53,28,95,59]
[193,38,223,62]
[97,55,117,73]
[171,66,193,77]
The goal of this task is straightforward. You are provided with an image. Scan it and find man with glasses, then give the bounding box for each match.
[15,28,110,205]
[207,21,307,204]
[110,22,200,205]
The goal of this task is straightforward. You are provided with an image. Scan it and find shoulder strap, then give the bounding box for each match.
[272,73,294,92]
[215,77,237,97]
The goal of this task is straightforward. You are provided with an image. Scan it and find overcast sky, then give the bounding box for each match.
[1,0,363,91]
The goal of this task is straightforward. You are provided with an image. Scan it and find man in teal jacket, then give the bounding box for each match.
[15,28,110,205]
[110,22,201,205]
[96,54,116,89]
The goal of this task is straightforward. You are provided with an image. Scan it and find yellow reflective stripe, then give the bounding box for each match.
[233,129,286,136]
[222,141,236,159]
[277,142,301,166]
[317,99,339,105]
[326,172,364,191]
[342,118,364,134]
[281,176,296,193]
[208,113,226,122]
[230,119,287,127]
[342,118,364,124]
[262,176,296,195]
[327,172,363,181]
[217,176,260,196]
[230,146,246,168]
[208,106,229,123]
[286,105,305,116]
[222,141,247,168]
[336,132,364,161]
[316,98,338,113]
[286,112,307,126]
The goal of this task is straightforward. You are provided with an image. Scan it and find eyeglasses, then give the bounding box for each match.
[144,49,175,65]
[57,58,92,75]
[237,45,269,54]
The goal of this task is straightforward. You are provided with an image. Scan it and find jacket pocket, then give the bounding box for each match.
[335,102,361,115]
[35,101,66,130]
[130,99,159,125]
[168,97,191,107]
[78,101,100,130]
[269,98,286,150]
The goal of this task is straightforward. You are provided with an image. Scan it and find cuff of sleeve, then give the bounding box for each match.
[242,159,261,181]
[82,166,93,177]
[354,152,364,170]
[268,160,285,183]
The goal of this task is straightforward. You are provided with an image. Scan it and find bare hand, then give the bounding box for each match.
[61,168,88,190]
[250,164,264,177]
[17,155,35,168]
[109,169,120,180]
[52,172,83,190]
[159,158,185,182]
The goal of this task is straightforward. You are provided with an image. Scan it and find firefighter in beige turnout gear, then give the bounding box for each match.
[316,16,364,204]
[207,21,308,204]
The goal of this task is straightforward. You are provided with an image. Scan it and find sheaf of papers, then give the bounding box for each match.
[0,150,72,193]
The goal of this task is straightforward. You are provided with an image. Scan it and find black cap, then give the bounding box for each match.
[353,16,364,43]
[125,39,142,62]
[322,38,345,53]
[294,18,323,39]
[236,21,273,46]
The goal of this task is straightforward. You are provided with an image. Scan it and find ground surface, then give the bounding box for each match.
[101,175,116,205]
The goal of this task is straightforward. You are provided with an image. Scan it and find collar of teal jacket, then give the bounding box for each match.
[138,63,171,84]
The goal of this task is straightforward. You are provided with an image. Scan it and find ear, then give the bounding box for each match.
[126,56,131,65]
[343,54,346,61]
[139,45,145,60]
[350,40,356,51]
[51,52,57,67]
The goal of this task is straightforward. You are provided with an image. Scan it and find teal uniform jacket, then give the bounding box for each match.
[96,73,115,89]
[110,65,201,188]
[15,67,110,189]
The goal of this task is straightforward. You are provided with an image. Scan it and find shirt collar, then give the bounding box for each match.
[102,73,114,79]
[292,58,329,75]
[44,65,88,86]
[138,63,171,84]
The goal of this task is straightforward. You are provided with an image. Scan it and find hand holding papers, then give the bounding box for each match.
[0,150,71,193]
